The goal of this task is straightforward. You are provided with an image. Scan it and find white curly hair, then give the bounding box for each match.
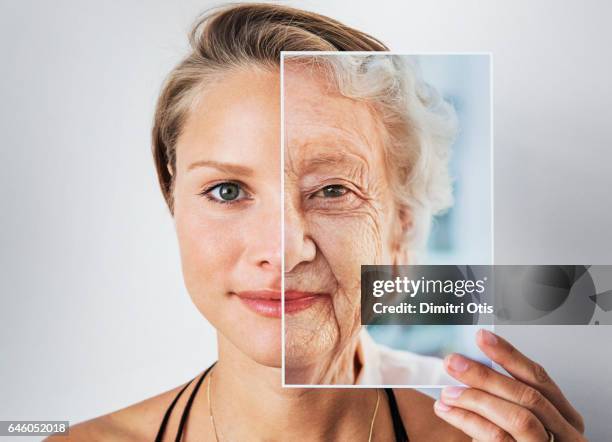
[286,53,458,261]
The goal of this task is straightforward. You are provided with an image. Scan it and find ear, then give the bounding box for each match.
[167,163,174,177]
[391,204,412,266]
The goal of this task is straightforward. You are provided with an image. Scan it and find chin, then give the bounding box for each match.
[284,321,338,370]
[223,311,283,368]
[241,324,283,367]
[192,294,283,368]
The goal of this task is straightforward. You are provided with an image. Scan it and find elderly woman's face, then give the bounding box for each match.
[284,65,401,369]
[172,68,281,367]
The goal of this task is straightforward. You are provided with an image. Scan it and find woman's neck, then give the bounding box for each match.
[209,333,375,441]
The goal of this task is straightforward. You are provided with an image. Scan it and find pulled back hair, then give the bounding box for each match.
[152,3,388,212]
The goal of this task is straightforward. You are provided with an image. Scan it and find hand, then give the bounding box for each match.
[433,329,586,441]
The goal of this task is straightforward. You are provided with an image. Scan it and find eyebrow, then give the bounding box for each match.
[187,160,255,177]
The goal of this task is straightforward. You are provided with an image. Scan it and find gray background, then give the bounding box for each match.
[1,0,611,440]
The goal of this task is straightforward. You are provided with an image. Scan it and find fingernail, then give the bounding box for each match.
[447,354,469,372]
[480,329,498,345]
[434,400,452,412]
[442,386,466,399]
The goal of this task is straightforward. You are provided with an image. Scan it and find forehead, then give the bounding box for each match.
[176,68,280,170]
[283,64,385,172]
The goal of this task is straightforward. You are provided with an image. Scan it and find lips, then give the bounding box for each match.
[235,290,324,318]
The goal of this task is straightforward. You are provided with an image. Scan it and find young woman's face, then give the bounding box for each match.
[172,67,282,367]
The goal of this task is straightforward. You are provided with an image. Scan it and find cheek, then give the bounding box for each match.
[305,212,387,344]
[318,210,397,347]
[309,207,388,292]
[174,203,244,303]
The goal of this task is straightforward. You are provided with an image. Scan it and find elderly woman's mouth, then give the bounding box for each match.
[235,290,327,318]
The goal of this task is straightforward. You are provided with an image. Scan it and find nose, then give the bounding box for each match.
[284,197,316,272]
[245,200,281,272]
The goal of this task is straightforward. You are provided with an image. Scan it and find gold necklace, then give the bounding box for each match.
[207,369,221,441]
[207,368,381,442]
[368,388,381,441]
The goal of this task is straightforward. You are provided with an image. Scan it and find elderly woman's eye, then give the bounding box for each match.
[314,184,349,198]
[202,182,250,204]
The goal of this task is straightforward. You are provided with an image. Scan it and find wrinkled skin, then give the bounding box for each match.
[284,64,407,384]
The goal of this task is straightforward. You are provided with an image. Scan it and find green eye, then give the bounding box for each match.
[319,185,348,198]
[206,182,246,203]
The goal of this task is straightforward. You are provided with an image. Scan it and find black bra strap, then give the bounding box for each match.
[174,362,216,441]
[384,388,409,442]
[154,362,217,442]
[154,379,194,442]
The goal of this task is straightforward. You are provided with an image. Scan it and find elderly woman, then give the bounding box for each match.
[283,53,459,387]
[50,4,585,441]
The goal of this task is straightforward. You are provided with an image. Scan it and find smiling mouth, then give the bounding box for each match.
[235,290,325,318]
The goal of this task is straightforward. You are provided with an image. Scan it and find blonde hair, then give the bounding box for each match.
[152,3,387,211]
[152,3,456,257]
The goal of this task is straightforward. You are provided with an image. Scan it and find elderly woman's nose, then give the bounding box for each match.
[284,200,316,272]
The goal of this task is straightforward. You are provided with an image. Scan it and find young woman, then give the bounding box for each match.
[50,4,585,441]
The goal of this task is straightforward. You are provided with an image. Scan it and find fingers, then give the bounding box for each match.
[443,352,578,437]
[433,400,513,441]
[440,386,559,441]
[475,329,585,434]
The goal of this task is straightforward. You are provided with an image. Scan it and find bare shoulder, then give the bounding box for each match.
[43,379,195,442]
[392,388,469,441]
